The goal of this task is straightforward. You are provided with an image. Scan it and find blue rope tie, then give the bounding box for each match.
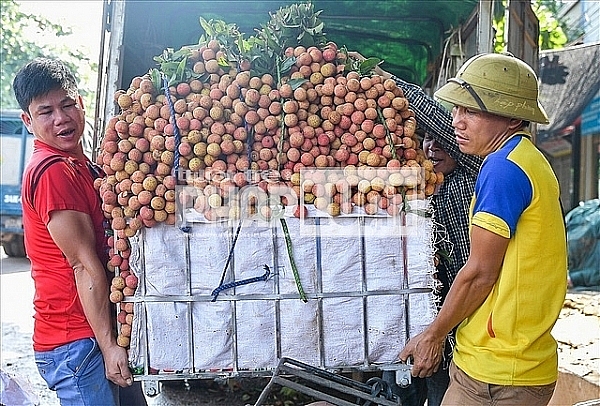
[162,75,182,180]
[211,265,271,301]
[161,75,191,233]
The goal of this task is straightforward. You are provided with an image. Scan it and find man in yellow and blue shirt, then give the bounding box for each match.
[399,53,567,406]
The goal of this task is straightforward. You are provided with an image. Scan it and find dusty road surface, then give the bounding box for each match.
[0,257,302,406]
[2,251,598,405]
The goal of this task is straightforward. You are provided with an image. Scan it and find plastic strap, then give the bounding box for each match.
[280,218,307,302]
[448,77,488,112]
[25,155,69,209]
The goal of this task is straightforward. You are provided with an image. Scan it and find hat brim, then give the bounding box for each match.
[434,81,550,124]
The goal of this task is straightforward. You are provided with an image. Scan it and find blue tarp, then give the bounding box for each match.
[566,199,600,290]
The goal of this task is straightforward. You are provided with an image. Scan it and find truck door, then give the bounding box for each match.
[0,113,33,257]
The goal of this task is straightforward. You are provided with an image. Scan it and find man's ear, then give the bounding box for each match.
[78,94,86,113]
[508,118,523,130]
[21,111,33,133]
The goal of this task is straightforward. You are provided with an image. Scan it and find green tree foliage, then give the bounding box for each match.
[0,0,97,111]
[493,0,568,53]
[534,0,569,49]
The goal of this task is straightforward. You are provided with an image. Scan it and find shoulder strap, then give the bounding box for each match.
[25,155,69,209]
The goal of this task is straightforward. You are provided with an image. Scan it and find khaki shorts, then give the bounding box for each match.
[442,361,556,406]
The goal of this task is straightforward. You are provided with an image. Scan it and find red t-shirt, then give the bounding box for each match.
[22,140,108,351]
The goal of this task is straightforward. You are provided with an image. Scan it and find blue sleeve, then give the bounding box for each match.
[474,156,532,235]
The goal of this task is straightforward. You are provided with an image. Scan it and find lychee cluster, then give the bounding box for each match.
[96,39,442,348]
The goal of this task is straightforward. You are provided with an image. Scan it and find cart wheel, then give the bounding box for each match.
[366,377,395,400]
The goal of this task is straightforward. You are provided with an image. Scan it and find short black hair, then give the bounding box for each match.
[415,126,427,143]
[12,58,78,113]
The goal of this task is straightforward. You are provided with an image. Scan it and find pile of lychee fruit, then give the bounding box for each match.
[98,39,442,348]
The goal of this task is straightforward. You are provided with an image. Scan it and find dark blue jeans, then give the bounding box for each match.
[35,338,118,406]
[34,337,147,406]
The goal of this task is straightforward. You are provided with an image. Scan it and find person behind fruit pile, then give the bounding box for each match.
[13,58,146,406]
[349,51,482,406]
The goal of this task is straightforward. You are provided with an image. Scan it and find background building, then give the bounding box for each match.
[537,1,600,210]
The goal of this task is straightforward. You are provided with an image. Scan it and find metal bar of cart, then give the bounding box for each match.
[254,357,401,406]
[359,216,369,370]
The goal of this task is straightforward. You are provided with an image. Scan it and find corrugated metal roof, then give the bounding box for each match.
[538,42,600,138]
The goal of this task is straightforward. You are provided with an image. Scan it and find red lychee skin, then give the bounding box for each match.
[117,310,128,324]
[322,48,337,62]
[125,274,138,289]
[293,205,308,219]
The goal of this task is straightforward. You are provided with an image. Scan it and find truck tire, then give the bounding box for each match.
[3,235,26,257]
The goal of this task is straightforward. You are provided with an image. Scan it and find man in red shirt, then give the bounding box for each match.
[14,58,144,405]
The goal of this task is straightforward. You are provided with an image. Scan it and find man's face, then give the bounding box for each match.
[451,105,515,157]
[423,134,457,176]
[21,88,85,155]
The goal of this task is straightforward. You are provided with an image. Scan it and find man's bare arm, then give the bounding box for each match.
[399,225,509,377]
[47,209,133,387]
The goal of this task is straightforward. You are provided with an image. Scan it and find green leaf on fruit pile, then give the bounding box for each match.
[171,48,192,61]
[279,56,296,75]
[152,2,329,79]
[359,57,382,75]
[198,17,240,45]
[287,78,308,90]
[168,73,178,87]
[217,55,230,68]
[236,37,252,54]
[150,45,196,85]
[242,1,327,76]
[175,58,188,82]
[199,17,215,37]
[304,21,324,36]
[197,17,244,67]
[268,2,327,50]
[149,68,163,92]
[243,34,277,77]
